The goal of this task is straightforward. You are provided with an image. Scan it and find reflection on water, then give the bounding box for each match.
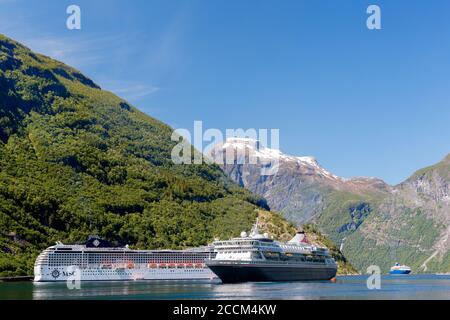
[0,275,449,300]
[32,279,222,300]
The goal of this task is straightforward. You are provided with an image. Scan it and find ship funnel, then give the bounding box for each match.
[288,227,309,244]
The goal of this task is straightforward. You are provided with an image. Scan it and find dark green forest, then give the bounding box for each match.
[0,34,268,276]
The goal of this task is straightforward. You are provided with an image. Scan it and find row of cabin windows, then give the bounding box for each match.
[47,254,209,266]
[49,254,209,260]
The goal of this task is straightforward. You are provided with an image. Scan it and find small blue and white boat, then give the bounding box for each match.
[389,263,412,275]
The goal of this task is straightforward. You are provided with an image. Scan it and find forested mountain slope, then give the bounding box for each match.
[0,34,267,276]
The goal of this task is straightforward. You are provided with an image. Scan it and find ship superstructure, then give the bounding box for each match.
[34,237,216,282]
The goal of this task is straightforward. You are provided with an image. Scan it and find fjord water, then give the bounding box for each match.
[0,275,449,300]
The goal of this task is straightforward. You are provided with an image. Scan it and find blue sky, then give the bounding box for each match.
[1,0,449,184]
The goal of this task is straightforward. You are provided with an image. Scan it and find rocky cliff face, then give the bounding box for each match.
[211,138,450,273]
[346,155,450,273]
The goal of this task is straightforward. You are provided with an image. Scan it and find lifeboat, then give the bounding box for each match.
[127,262,135,269]
[148,263,157,269]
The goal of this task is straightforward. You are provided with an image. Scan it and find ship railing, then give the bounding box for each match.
[211,259,330,266]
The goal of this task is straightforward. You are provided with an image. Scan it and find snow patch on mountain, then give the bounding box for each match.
[214,137,342,181]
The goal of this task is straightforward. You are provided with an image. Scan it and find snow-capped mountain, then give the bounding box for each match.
[209,137,390,213]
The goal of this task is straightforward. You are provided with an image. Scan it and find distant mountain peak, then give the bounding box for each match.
[217,137,321,167]
[212,137,392,225]
[212,137,381,184]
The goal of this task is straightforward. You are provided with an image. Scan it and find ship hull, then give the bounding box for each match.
[389,269,411,275]
[206,261,337,283]
[34,266,216,282]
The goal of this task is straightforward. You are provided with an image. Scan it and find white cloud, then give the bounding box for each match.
[19,34,125,69]
[100,80,161,102]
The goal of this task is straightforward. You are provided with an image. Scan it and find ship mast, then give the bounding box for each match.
[250,218,260,237]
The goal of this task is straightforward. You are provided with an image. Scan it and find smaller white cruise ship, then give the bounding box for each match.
[389,263,412,275]
[206,221,337,283]
[34,236,216,282]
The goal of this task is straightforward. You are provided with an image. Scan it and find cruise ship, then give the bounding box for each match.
[389,263,412,275]
[34,236,217,282]
[205,222,337,283]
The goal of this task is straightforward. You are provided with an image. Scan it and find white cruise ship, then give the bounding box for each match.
[206,222,337,283]
[34,236,217,282]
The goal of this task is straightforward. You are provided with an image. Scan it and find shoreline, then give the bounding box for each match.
[0,276,33,282]
[1,273,450,284]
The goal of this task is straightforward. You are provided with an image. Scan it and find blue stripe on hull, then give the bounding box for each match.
[389,270,411,275]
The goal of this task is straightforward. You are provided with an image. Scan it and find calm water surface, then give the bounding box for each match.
[0,275,449,300]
